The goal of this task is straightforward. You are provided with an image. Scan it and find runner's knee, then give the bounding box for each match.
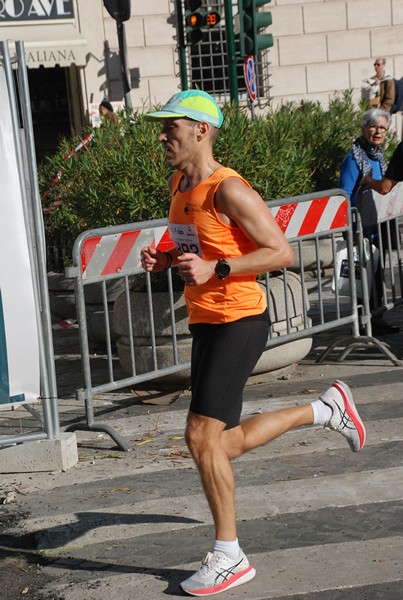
[185,413,225,459]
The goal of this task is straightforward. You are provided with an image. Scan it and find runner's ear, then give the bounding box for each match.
[196,121,210,140]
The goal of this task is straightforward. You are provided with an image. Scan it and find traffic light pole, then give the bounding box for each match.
[175,0,189,90]
[116,17,132,109]
[103,1,132,109]
[223,0,238,104]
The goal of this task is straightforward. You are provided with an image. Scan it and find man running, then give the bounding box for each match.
[141,89,366,597]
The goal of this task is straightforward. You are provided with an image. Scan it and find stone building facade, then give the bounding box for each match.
[85,0,403,111]
[268,0,403,108]
[1,0,403,153]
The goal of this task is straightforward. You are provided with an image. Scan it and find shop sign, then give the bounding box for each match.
[0,0,74,22]
[26,47,78,66]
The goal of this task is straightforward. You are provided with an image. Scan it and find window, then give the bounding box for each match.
[178,0,271,105]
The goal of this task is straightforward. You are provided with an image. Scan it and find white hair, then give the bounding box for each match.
[361,108,390,129]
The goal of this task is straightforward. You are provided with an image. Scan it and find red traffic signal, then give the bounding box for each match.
[185,4,221,45]
[186,10,221,29]
[206,11,221,27]
[186,11,204,28]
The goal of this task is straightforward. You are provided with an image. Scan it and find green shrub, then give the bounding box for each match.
[38,92,397,269]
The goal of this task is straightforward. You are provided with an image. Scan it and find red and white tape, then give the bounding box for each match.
[41,132,95,213]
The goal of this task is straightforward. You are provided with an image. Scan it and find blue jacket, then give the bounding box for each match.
[340,151,383,207]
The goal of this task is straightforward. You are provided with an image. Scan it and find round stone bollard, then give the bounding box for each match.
[47,271,77,321]
[113,290,191,383]
[47,272,124,346]
[289,238,334,273]
[254,272,312,374]
[113,271,312,384]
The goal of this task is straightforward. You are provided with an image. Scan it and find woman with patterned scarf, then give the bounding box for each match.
[339,108,399,335]
[340,108,390,207]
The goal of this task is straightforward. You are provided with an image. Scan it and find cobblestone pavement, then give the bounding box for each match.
[0,306,402,599]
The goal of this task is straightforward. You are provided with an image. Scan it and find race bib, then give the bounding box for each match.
[168,223,204,257]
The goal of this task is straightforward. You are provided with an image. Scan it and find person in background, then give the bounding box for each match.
[340,108,399,335]
[99,99,118,125]
[361,140,403,194]
[141,89,366,597]
[340,108,390,206]
[363,57,395,113]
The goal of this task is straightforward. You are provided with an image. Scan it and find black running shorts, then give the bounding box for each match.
[189,310,270,429]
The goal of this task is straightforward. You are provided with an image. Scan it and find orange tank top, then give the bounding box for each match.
[168,167,266,324]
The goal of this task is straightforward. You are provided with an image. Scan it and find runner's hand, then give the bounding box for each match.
[177,253,215,286]
[141,246,169,272]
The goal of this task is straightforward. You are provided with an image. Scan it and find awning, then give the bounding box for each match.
[0,24,87,68]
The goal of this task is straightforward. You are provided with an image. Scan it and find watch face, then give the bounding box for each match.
[216,259,231,279]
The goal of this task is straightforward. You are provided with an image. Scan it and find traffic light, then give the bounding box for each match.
[238,0,273,58]
[185,0,221,45]
[103,0,131,22]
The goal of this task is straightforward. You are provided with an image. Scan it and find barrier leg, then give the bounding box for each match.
[65,421,131,452]
[317,333,401,365]
[64,275,131,452]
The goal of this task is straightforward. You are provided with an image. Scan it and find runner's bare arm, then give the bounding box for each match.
[176,177,293,285]
[214,177,293,275]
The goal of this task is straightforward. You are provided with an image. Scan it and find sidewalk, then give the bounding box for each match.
[0,306,402,599]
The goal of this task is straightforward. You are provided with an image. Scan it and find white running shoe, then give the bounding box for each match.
[320,379,366,452]
[180,550,256,596]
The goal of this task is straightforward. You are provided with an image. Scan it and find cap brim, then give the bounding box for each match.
[144,110,187,120]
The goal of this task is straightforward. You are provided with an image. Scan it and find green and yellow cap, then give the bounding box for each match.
[144,89,224,129]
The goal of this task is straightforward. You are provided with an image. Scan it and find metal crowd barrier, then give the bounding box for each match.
[356,182,403,316]
[358,184,402,332]
[66,188,393,451]
[318,184,403,365]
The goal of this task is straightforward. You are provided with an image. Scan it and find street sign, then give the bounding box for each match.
[244,55,256,101]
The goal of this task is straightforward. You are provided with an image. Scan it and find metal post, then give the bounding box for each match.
[223,0,238,103]
[1,41,57,438]
[248,95,256,119]
[175,0,189,90]
[15,42,60,437]
[116,18,132,109]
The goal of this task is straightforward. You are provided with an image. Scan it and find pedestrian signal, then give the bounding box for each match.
[185,0,221,45]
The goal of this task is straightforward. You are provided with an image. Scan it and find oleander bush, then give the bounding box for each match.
[38,90,397,270]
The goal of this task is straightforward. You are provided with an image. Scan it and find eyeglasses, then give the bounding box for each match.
[374,62,383,66]
[368,125,387,132]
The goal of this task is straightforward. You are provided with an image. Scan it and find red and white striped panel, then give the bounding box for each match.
[271,195,348,239]
[79,195,348,279]
[81,226,173,279]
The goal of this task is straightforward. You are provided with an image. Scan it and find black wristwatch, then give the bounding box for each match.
[215,259,231,280]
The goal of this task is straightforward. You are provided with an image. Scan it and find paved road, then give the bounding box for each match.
[1,317,403,599]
